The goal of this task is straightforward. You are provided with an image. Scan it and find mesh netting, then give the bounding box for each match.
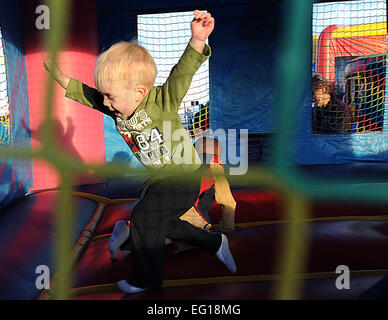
[0,115,10,145]
[0,30,10,145]
[137,11,210,139]
[312,0,387,134]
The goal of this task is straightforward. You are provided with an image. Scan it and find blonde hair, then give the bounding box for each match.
[94,41,157,92]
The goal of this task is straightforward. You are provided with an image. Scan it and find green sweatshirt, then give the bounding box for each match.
[65,43,211,179]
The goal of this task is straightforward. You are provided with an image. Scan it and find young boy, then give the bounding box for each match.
[44,10,236,294]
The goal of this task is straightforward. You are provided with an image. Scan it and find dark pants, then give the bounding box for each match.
[125,171,222,289]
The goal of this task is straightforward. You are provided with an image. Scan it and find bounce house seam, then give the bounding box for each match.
[88,215,388,243]
[26,189,140,204]
[234,215,388,228]
[73,192,140,204]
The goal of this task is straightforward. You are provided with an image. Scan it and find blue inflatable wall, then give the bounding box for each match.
[0,0,32,211]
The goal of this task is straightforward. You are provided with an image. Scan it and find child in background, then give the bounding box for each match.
[44,10,236,294]
[312,74,352,134]
[180,136,236,232]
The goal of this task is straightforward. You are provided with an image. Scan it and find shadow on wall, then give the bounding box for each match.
[28,117,83,162]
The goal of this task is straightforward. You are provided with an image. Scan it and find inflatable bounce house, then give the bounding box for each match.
[1,0,388,301]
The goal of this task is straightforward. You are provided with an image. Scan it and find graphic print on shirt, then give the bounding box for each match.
[135,127,171,168]
[116,109,153,132]
[116,109,170,169]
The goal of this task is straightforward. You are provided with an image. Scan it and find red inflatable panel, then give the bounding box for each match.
[95,202,136,236]
[210,190,388,224]
[28,184,386,300]
[88,189,388,243]
[21,0,105,191]
[72,220,388,292]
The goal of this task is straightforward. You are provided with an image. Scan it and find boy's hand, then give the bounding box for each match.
[44,58,70,89]
[44,58,58,75]
[190,10,215,53]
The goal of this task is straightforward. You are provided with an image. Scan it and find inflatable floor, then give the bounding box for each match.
[2,164,388,300]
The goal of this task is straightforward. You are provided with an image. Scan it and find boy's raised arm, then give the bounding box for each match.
[158,10,215,112]
[189,10,215,53]
[44,59,70,89]
[44,59,114,117]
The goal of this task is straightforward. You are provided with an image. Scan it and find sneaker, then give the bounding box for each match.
[117,280,147,294]
[216,234,237,273]
[109,220,130,259]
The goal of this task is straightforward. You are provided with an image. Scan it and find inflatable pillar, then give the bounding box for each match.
[21,0,105,191]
